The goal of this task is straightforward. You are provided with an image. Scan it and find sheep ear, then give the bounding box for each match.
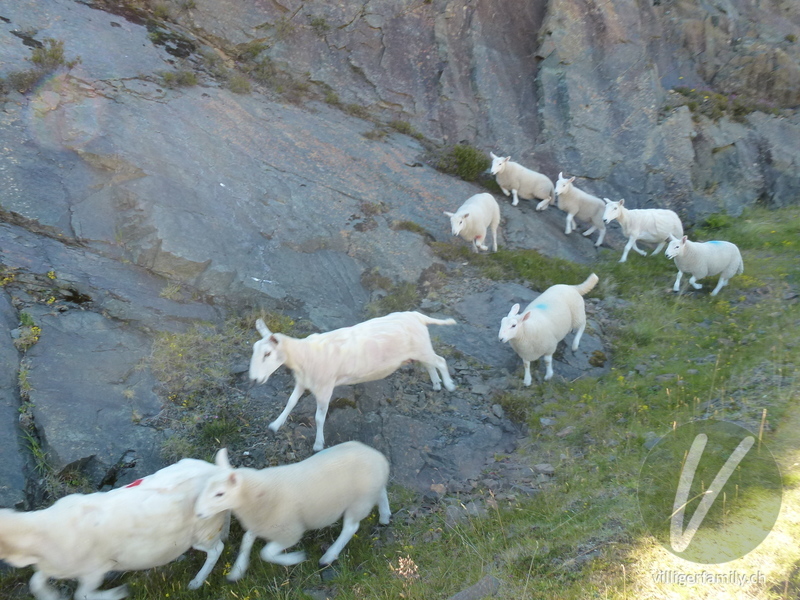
[558,171,564,179]
[668,233,677,240]
[268,334,279,346]
[444,211,454,217]
[568,177,575,183]
[462,213,469,219]
[509,303,520,317]
[215,448,231,469]
[681,235,688,244]
[603,198,611,204]
[227,472,239,487]
[490,151,498,159]
[521,311,532,322]
[619,198,625,206]
[255,319,272,339]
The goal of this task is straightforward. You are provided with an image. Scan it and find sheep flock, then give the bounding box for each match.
[1,144,747,600]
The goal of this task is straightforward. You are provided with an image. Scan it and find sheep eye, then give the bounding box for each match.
[215,491,224,497]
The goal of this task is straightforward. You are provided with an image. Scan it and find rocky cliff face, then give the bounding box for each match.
[0,0,797,505]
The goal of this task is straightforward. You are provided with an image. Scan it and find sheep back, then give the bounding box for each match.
[496,161,554,203]
[510,283,589,361]
[622,208,683,242]
[674,240,744,280]
[281,312,452,390]
[225,441,389,547]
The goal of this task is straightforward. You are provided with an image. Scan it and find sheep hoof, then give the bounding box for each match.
[313,443,325,452]
[444,382,456,392]
[187,579,203,590]
[523,378,532,387]
[267,421,280,433]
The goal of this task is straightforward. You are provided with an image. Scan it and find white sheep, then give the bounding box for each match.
[489,152,554,208]
[443,192,501,253]
[194,443,390,578]
[549,173,607,247]
[498,273,599,385]
[250,312,457,452]
[0,459,229,600]
[602,198,684,262]
[665,235,744,296]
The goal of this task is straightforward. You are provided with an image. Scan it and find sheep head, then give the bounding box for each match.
[602,198,624,224]
[490,153,510,175]
[665,235,687,260]
[498,304,531,343]
[554,172,574,196]
[444,210,469,237]
[195,469,240,519]
[249,319,287,385]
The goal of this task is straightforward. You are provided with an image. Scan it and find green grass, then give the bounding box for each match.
[2,208,799,599]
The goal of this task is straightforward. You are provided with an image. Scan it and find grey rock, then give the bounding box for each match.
[0,293,26,508]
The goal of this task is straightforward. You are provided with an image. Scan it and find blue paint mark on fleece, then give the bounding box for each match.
[707,240,722,244]
[534,303,548,310]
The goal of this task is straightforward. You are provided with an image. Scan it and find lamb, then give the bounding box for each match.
[665,235,744,296]
[194,443,390,578]
[489,152,554,208]
[250,312,457,452]
[443,192,501,253]
[0,459,229,600]
[549,173,607,247]
[602,198,684,262]
[498,273,599,386]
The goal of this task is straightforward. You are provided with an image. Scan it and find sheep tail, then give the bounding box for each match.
[415,313,457,327]
[574,273,600,296]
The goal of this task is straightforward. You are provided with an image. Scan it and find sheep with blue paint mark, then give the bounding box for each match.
[498,273,599,385]
[665,235,744,296]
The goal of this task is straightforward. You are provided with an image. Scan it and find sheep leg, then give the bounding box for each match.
[572,322,586,351]
[595,227,606,247]
[228,530,257,581]
[564,214,574,235]
[619,238,635,262]
[688,276,703,290]
[522,360,532,386]
[651,241,666,256]
[260,541,306,566]
[187,539,225,590]
[672,271,683,292]
[29,572,64,600]
[475,232,489,252]
[543,355,554,381]
[312,387,334,452]
[710,277,728,296]
[511,189,520,206]
[269,382,306,432]
[632,240,648,256]
[425,353,455,392]
[378,488,392,525]
[75,573,128,600]
[500,186,510,197]
[319,515,361,565]
[535,197,551,211]
[582,225,597,237]
[490,222,498,252]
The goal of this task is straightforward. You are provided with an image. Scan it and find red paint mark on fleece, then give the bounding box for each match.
[124,478,144,488]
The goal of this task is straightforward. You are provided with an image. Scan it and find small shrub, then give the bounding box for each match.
[785,34,797,43]
[152,3,171,19]
[180,0,197,9]
[325,90,341,106]
[361,267,393,292]
[360,200,390,216]
[362,127,388,141]
[345,103,370,119]
[227,73,251,94]
[309,16,331,36]
[388,120,414,135]
[236,41,269,62]
[4,69,42,93]
[366,282,420,317]
[431,143,490,182]
[274,17,296,41]
[160,69,198,88]
[31,38,79,71]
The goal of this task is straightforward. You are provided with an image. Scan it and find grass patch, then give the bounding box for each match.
[429,143,490,182]
[365,282,420,317]
[159,69,198,88]
[1,37,81,95]
[669,86,783,121]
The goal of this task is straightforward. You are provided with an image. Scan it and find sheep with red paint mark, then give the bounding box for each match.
[0,459,230,600]
[443,192,501,253]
